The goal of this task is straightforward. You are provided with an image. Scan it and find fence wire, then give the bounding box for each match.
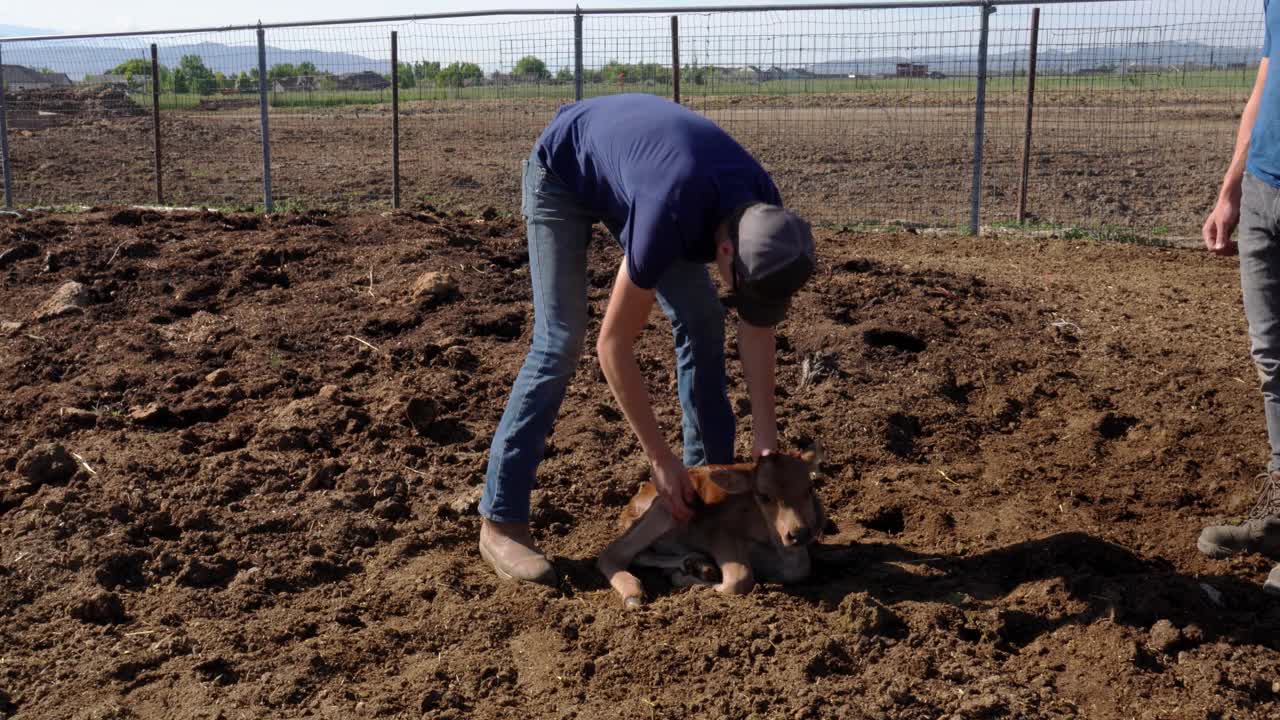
[0,0,1267,238]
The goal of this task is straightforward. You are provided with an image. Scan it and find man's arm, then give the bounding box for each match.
[1205,58,1269,255]
[597,260,695,521]
[737,321,778,457]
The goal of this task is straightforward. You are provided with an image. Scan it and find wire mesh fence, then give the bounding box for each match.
[0,0,1266,238]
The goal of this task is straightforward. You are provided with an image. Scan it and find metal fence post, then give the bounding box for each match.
[969,1,994,235]
[391,30,401,209]
[1017,7,1041,224]
[0,43,13,210]
[150,44,164,205]
[671,15,681,104]
[257,24,274,213]
[574,10,584,102]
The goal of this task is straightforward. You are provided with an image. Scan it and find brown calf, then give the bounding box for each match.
[597,445,829,607]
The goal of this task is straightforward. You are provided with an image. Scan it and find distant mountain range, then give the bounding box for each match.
[1,40,387,79]
[810,41,1262,77]
[0,37,1264,81]
[0,24,61,38]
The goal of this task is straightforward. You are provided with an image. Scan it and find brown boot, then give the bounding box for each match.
[479,519,557,587]
[1198,470,1280,559]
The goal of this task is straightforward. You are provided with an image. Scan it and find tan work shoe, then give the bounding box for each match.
[479,519,557,587]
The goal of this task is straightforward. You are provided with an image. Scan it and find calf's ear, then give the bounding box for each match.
[704,467,754,496]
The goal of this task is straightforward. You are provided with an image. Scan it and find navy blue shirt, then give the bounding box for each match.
[534,94,781,289]
[1249,0,1280,186]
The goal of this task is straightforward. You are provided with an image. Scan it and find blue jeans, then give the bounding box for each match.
[1240,171,1280,472]
[479,154,735,523]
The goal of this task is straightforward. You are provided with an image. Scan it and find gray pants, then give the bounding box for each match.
[1240,171,1280,471]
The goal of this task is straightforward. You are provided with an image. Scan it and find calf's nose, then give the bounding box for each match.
[787,527,813,545]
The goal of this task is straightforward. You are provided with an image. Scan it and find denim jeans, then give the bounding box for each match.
[1240,171,1280,472]
[479,154,735,523]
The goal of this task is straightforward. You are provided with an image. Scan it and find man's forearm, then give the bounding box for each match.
[1223,59,1269,197]
[738,321,778,452]
[598,339,677,467]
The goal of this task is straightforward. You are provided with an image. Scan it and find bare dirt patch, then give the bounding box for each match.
[2,206,1279,718]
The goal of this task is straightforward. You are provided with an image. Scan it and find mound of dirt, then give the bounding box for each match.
[7,85,147,130]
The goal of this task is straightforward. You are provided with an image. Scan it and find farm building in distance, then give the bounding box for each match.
[2,64,73,90]
[273,76,321,92]
[745,65,819,81]
[336,71,390,90]
[896,63,929,78]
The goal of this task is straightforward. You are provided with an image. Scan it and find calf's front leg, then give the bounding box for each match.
[710,535,755,595]
[597,502,678,608]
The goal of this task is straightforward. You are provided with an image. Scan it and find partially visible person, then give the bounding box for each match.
[1198,0,1280,594]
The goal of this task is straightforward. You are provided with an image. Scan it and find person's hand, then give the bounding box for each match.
[652,453,695,523]
[1204,187,1242,256]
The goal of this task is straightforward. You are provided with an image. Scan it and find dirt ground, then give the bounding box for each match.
[3,91,1241,235]
[3,204,1280,719]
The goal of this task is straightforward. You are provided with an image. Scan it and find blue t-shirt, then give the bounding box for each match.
[1249,0,1280,186]
[533,94,781,289]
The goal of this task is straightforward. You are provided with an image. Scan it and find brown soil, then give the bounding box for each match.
[2,206,1279,719]
[194,98,259,112]
[3,94,1241,234]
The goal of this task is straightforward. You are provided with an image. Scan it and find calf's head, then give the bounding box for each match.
[709,444,829,548]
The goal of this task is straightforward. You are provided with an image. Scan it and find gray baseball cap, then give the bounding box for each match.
[730,203,816,327]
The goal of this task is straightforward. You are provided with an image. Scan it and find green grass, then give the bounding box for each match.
[987,218,1173,245]
[125,68,1256,112]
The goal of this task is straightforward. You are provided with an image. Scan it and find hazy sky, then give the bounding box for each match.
[8,0,1264,37]
[3,0,1264,77]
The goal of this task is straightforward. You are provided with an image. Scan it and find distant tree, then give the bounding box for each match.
[177,54,216,94]
[413,61,440,84]
[600,60,629,85]
[437,61,483,88]
[268,63,299,82]
[413,61,441,85]
[689,66,718,86]
[397,62,416,89]
[514,55,550,81]
[213,71,231,89]
[236,71,255,92]
[297,61,317,76]
[555,67,574,83]
[109,58,170,87]
[110,58,150,78]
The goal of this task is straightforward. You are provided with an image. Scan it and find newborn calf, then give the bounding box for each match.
[598,446,830,608]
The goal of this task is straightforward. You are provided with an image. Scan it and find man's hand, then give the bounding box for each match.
[651,452,695,522]
[1203,187,1242,257]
